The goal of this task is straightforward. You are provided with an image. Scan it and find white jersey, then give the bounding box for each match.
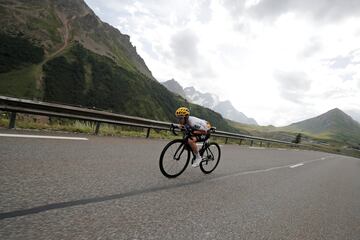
[187,116,210,132]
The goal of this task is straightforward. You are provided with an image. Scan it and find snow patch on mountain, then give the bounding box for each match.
[162,79,258,125]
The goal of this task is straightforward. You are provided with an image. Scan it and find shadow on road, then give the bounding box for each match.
[0,177,211,220]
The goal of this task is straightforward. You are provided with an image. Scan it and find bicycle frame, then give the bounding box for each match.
[170,124,216,164]
[175,135,213,164]
[159,124,220,178]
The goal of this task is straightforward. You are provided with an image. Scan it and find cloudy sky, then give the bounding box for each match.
[84,0,360,126]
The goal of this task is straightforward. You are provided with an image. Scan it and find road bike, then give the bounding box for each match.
[159,124,221,178]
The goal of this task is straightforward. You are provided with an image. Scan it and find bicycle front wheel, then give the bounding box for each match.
[200,142,221,174]
[159,139,190,178]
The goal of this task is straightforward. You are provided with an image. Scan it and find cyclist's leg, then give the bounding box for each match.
[188,134,209,155]
[188,136,198,155]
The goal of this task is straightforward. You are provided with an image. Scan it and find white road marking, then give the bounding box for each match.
[197,144,224,147]
[289,163,304,168]
[208,156,333,182]
[249,147,266,150]
[0,134,88,141]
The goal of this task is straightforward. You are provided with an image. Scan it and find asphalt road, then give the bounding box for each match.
[0,129,359,240]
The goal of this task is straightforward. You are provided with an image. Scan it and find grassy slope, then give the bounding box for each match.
[0,64,43,98]
[228,117,360,154]
[227,120,298,142]
[0,31,45,98]
[228,119,360,158]
[0,1,68,99]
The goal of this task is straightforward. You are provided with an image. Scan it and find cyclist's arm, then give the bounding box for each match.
[192,130,207,135]
[180,123,193,133]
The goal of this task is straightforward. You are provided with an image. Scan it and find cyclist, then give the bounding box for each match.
[175,107,211,167]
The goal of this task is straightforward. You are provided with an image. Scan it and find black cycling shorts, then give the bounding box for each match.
[194,133,210,142]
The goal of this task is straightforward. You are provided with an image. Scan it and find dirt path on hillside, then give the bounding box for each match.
[37,12,72,90]
[49,11,72,60]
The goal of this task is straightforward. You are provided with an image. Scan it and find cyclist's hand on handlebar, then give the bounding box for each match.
[184,125,193,133]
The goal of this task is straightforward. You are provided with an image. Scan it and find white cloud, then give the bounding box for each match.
[224,0,360,22]
[274,70,312,103]
[298,37,322,59]
[170,29,199,69]
[170,29,216,79]
[84,0,360,126]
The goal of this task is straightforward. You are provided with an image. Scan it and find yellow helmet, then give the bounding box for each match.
[175,107,190,117]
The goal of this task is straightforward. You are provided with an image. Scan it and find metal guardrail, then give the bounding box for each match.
[0,96,296,147]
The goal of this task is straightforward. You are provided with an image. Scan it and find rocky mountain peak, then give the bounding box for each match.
[184,87,196,94]
[162,79,186,98]
[161,79,258,125]
[326,108,349,117]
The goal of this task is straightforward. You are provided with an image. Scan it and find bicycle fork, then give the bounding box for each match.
[174,143,187,161]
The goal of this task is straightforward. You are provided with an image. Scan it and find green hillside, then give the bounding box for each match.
[0,0,236,132]
[228,109,360,153]
[285,108,360,145]
[227,120,300,143]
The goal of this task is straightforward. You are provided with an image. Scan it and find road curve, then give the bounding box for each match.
[0,129,359,240]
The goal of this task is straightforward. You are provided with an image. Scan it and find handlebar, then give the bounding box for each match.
[209,127,216,133]
[170,123,179,136]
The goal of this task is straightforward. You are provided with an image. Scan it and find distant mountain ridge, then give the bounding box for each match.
[345,110,360,124]
[285,108,360,144]
[162,79,258,125]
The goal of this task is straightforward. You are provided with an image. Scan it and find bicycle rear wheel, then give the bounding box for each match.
[200,142,221,174]
[159,139,190,178]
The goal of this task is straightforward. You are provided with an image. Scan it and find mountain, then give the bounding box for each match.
[184,87,220,109]
[161,79,186,98]
[345,110,360,124]
[285,108,360,144]
[213,101,258,125]
[0,0,236,132]
[162,79,258,125]
[0,0,154,79]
